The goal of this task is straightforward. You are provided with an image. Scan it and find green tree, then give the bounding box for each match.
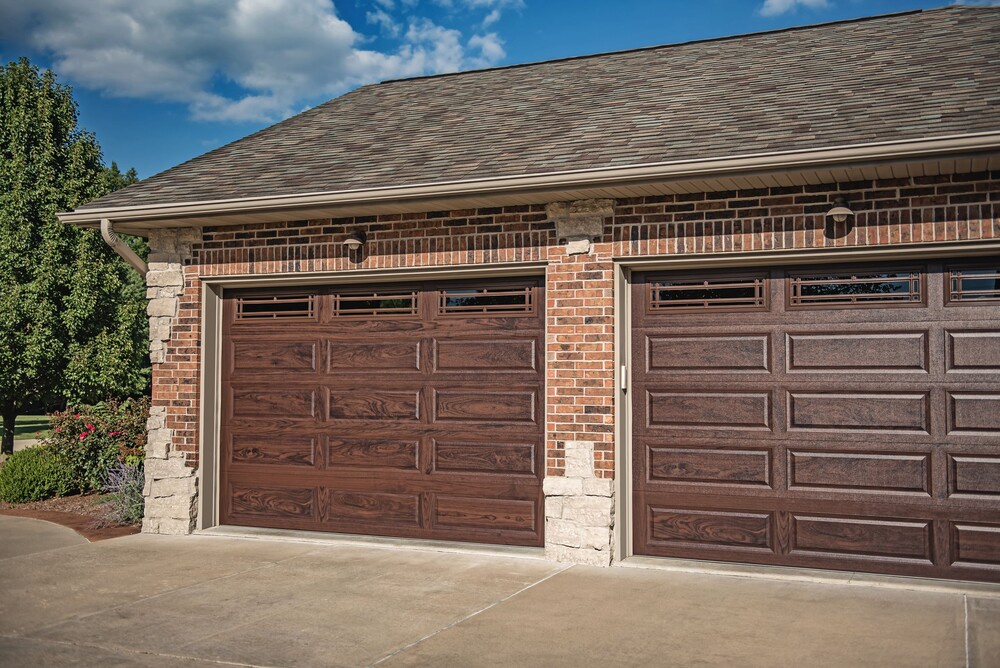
[0,58,147,455]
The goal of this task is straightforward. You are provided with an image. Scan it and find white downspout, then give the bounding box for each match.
[100,219,147,276]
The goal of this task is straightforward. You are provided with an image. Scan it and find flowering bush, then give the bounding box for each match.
[46,397,149,493]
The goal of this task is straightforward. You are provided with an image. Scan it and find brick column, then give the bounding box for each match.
[143,227,200,534]
[543,201,616,565]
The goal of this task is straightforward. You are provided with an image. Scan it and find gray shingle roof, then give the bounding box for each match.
[79,6,1000,211]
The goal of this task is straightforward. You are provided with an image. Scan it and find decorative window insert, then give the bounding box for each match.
[236,294,316,320]
[333,291,418,317]
[788,269,923,307]
[948,267,1000,303]
[648,275,767,312]
[439,285,534,315]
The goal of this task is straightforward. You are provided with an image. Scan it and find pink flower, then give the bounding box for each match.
[54,427,61,432]
[85,423,95,431]
[74,414,81,418]
[108,430,122,437]
[79,433,87,441]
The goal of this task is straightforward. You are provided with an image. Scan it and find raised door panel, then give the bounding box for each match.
[788,451,931,494]
[647,507,774,552]
[946,331,1000,372]
[434,389,537,424]
[647,391,771,430]
[229,486,316,520]
[786,332,928,373]
[435,339,536,372]
[230,340,319,374]
[645,445,771,487]
[433,496,537,533]
[790,515,932,562]
[326,340,421,372]
[327,390,421,421]
[229,435,316,467]
[646,335,770,373]
[326,438,420,470]
[433,441,536,475]
[788,392,929,433]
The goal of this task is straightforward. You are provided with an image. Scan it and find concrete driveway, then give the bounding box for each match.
[1,516,998,667]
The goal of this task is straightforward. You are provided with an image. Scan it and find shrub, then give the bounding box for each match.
[0,446,76,503]
[100,461,145,526]
[46,397,149,493]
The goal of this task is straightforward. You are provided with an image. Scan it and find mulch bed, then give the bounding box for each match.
[0,494,140,542]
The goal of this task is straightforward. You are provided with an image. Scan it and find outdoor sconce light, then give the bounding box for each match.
[342,231,367,251]
[824,196,855,239]
[826,197,854,224]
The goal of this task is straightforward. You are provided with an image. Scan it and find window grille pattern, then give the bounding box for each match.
[333,291,418,317]
[789,270,922,307]
[439,285,534,315]
[949,268,1000,303]
[649,275,767,312]
[236,294,316,320]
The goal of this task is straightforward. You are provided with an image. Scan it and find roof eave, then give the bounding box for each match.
[58,130,1000,232]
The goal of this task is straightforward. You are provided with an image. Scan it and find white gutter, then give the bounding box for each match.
[101,219,148,276]
[59,131,1000,227]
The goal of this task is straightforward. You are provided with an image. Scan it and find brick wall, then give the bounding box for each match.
[150,173,999,528]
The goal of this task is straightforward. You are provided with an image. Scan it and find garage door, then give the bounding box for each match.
[220,277,544,547]
[632,260,1000,581]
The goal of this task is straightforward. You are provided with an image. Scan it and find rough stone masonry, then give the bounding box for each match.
[142,227,199,535]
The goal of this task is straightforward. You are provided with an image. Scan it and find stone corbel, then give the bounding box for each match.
[546,199,614,255]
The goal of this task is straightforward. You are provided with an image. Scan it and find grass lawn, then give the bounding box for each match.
[13,415,51,441]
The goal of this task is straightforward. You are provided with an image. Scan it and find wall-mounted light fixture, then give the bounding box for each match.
[826,197,854,224]
[342,231,367,251]
[824,196,855,239]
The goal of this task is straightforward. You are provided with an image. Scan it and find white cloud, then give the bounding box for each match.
[367,8,402,37]
[468,33,506,68]
[758,0,830,17]
[0,0,509,123]
[432,0,524,27]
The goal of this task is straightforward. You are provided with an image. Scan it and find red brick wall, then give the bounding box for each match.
[155,173,999,478]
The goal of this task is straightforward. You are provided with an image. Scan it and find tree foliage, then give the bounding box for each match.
[0,58,147,454]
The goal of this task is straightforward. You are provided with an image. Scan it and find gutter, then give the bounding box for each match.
[59,130,1000,227]
[101,219,148,276]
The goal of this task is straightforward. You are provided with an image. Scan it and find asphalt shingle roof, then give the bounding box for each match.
[79,6,1000,211]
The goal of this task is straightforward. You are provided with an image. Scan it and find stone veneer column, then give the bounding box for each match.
[543,441,615,565]
[142,227,200,534]
[543,200,617,566]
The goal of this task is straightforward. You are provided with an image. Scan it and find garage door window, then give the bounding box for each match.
[333,290,417,317]
[439,285,534,315]
[648,274,767,312]
[236,294,316,320]
[948,267,1000,303]
[788,268,922,307]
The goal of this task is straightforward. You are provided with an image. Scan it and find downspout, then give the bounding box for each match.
[100,218,147,276]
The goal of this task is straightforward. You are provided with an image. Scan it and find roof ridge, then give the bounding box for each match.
[379,7,941,86]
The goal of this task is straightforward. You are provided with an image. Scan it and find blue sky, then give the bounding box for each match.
[0,0,980,179]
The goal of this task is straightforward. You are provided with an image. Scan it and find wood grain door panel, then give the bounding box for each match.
[633,261,1000,582]
[220,278,545,547]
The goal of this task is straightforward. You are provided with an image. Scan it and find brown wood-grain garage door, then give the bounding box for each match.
[632,260,1000,581]
[220,277,544,547]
